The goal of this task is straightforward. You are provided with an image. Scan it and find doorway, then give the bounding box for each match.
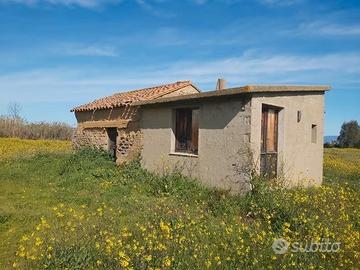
[260,105,280,178]
[106,128,118,161]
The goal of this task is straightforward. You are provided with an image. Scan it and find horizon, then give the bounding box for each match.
[1,0,359,136]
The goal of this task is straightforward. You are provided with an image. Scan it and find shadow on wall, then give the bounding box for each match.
[75,106,140,123]
[154,155,200,179]
[141,95,251,130]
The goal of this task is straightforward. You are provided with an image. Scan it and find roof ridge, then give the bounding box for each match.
[113,80,192,96]
[71,80,194,112]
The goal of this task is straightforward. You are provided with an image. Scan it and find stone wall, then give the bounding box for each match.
[72,85,199,164]
[72,127,108,151]
[116,122,143,164]
[73,107,142,164]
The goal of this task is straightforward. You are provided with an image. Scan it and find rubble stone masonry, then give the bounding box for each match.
[72,127,108,151]
[72,107,142,164]
[72,86,199,164]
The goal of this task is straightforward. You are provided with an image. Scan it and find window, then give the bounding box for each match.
[174,108,199,154]
[297,110,302,123]
[312,124,317,143]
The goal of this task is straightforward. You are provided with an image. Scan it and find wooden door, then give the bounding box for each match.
[106,128,118,161]
[260,106,279,178]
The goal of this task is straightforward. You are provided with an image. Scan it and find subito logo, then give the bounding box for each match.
[272,238,290,255]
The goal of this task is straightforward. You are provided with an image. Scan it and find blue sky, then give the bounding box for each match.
[0,0,359,135]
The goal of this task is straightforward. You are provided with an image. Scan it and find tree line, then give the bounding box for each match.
[0,103,74,141]
[326,120,360,148]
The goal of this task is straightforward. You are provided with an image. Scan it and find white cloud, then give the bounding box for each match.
[0,0,122,8]
[154,52,360,87]
[258,0,304,6]
[135,0,175,18]
[149,27,188,46]
[55,43,119,57]
[1,51,359,105]
[1,0,176,16]
[291,21,360,36]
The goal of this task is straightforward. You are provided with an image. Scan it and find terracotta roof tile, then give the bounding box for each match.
[71,80,196,112]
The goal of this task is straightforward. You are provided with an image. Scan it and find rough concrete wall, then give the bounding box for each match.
[140,96,252,193]
[250,92,325,187]
[72,127,108,151]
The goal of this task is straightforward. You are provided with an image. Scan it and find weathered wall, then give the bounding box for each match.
[140,95,252,193]
[116,122,143,164]
[72,85,198,164]
[75,106,140,123]
[250,92,325,187]
[73,106,141,163]
[161,85,199,98]
[72,127,108,151]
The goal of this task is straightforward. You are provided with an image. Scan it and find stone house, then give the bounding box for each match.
[71,81,200,164]
[72,80,330,193]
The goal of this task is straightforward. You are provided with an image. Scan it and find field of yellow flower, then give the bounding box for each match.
[0,138,71,159]
[324,148,360,187]
[0,140,359,269]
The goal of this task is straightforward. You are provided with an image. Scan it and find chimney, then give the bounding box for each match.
[216,78,227,90]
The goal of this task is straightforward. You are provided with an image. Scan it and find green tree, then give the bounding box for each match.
[337,121,360,148]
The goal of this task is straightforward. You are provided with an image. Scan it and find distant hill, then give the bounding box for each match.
[324,136,338,144]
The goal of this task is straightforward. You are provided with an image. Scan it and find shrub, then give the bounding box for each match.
[337,120,360,148]
[0,116,73,141]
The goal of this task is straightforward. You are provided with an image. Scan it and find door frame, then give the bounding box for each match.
[106,127,118,161]
[260,104,281,178]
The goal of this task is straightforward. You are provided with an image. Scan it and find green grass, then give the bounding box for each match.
[324,148,360,191]
[0,145,359,269]
[0,149,213,268]
[325,147,360,162]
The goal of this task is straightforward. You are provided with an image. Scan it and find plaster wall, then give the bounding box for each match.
[250,92,325,186]
[140,96,252,193]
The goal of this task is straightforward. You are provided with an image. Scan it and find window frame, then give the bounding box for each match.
[260,104,283,178]
[311,124,318,144]
[261,105,280,154]
[172,107,200,156]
